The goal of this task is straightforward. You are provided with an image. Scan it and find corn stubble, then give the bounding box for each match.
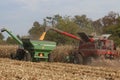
[0,45,120,80]
[0,58,120,80]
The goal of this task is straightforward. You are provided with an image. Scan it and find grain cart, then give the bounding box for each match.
[47,27,119,64]
[1,28,56,61]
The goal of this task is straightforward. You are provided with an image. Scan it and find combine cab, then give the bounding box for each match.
[46,27,119,64]
[1,28,56,62]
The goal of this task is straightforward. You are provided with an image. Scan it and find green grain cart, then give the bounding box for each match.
[1,28,56,61]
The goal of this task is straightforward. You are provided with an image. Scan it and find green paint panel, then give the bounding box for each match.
[32,40,56,50]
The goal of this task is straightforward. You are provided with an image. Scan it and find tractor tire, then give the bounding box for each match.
[10,53,16,59]
[23,52,32,61]
[48,53,54,62]
[69,52,75,63]
[15,49,25,60]
[83,56,92,65]
[73,53,83,64]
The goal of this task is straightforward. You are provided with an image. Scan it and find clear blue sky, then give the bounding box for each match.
[0,0,120,37]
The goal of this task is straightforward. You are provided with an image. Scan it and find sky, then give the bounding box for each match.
[0,0,120,37]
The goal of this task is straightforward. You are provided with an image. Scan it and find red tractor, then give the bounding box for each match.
[44,27,119,64]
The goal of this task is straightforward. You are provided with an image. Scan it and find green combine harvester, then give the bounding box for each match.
[1,28,56,61]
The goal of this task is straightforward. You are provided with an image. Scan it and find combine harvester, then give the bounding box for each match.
[1,28,56,61]
[41,27,120,64]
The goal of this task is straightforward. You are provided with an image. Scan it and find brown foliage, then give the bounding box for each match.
[50,45,75,62]
[0,45,18,58]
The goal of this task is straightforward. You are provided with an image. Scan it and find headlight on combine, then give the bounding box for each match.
[107,51,111,54]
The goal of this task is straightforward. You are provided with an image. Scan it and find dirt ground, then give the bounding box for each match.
[0,45,120,80]
[0,58,120,80]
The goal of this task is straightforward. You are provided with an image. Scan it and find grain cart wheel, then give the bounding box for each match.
[73,53,83,64]
[48,53,54,62]
[14,49,25,60]
[24,52,32,61]
[10,53,16,59]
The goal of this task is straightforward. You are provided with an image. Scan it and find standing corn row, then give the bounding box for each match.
[0,45,18,58]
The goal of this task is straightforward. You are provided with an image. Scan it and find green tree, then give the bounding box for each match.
[92,19,103,34]
[6,37,18,44]
[74,15,94,34]
[102,11,119,27]
[101,11,120,46]
[103,15,120,46]
[103,24,120,45]
[28,21,45,40]
[45,16,80,45]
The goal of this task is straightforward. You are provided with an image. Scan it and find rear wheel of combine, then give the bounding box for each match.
[73,53,83,64]
[48,53,54,62]
[83,56,92,65]
[24,52,32,61]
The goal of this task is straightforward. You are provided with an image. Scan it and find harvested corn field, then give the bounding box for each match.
[0,45,120,80]
[0,58,120,80]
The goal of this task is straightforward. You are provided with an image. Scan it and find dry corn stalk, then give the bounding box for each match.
[0,45,18,58]
[51,45,75,62]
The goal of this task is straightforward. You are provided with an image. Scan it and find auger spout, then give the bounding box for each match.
[1,28,23,45]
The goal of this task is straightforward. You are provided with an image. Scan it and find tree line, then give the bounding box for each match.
[1,11,120,46]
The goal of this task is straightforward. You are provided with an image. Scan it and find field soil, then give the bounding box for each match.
[0,45,120,80]
[0,58,120,80]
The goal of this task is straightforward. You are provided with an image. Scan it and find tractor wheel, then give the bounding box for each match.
[73,53,83,64]
[10,53,16,59]
[48,53,54,62]
[15,49,25,60]
[83,56,92,65]
[23,52,32,61]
